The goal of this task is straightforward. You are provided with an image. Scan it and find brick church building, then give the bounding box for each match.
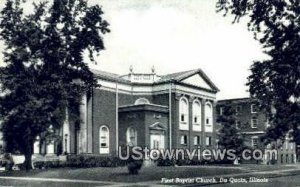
[33,67,219,155]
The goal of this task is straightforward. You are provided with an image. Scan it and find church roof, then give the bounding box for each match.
[158,69,219,92]
[91,69,130,83]
[91,68,219,92]
[158,69,200,82]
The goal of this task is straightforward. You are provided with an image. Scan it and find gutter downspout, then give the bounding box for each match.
[169,80,173,150]
[116,81,119,156]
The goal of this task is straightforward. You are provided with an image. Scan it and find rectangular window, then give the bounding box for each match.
[194,117,198,123]
[205,136,211,146]
[251,137,258,147]
[236,106,241,114]
[181,135,187,145]
[100,137,107,147]
[251,104,257,113]
[219,107,223,115]
[251,116,258,128]
[194,136,200,145]
[181,114,185,122]
[206,118,210,125]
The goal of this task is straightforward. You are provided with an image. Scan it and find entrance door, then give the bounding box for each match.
[150,134,165,150]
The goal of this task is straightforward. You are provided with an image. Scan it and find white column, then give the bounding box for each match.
[79,93,87,153]
[63,108,70,153]
[47,140,55,154]
[33,136,40,154]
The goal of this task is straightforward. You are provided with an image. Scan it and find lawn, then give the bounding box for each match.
[0,164,298,183]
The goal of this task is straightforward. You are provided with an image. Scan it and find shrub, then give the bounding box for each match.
[33,161,66,169]
[156,156,175,166]
[66,154,127,168]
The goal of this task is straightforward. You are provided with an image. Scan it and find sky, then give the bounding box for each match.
[0,0,268,100]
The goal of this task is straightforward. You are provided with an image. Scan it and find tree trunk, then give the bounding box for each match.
[24,141,33,171]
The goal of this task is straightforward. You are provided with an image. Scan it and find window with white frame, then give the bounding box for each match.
[219,107,223,115]
[180,135,187,145]
[99,126,109,154]
[251,104,257,113]
[179,97,189,130]
[205,136,212,146]
[194,135,201,145]
[205,102,213,132]
[192,100,201,131]
[251,137,258,147]
[126,127,137,146]
[251,116,258,128]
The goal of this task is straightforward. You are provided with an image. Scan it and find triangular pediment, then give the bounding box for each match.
[181,73,212,90]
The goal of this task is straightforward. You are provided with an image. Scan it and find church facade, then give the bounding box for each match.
[33,67,219,156]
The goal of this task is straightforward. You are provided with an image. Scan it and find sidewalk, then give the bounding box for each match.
[0,165,299,187]
[134,164,300,186]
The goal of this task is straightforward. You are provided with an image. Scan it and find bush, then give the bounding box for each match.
[0,154,14,170]
[127,160,143,175]
[156,156,175,166]
[66,154,127,168]
[33,161,66,169]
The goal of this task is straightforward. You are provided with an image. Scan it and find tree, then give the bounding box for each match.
[0,0,109,170]
[217,106,245,161]
[216,0,300,144]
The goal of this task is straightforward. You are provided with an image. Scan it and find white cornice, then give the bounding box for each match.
[96,79,216,100]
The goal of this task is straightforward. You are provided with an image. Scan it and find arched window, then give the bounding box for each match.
[179,97,189,130]
[205,102,213,132]
[99,126,109,154]
[134,98,150,105]
[126,127,137,146]
[193,100,201,131]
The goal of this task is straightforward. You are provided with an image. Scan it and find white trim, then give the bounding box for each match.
[180,135,188,145]
[251,104,257,113]
[204,102,213,132]
[179,96,189,130]
[99,125,109,154]
[96,79,217,99]
[194,135,201,145]
[251,136,259,147]
[134,98,150,105]
[251,116,258,128]
[205,136,212,146]
[242,131,264,134]
[192,99,202,132]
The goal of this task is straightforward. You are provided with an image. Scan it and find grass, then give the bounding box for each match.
[0,164,298,183]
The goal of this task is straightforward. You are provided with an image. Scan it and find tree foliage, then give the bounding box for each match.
[217,0,300,143]
[0,0,109,169]
[217,106,245,156]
